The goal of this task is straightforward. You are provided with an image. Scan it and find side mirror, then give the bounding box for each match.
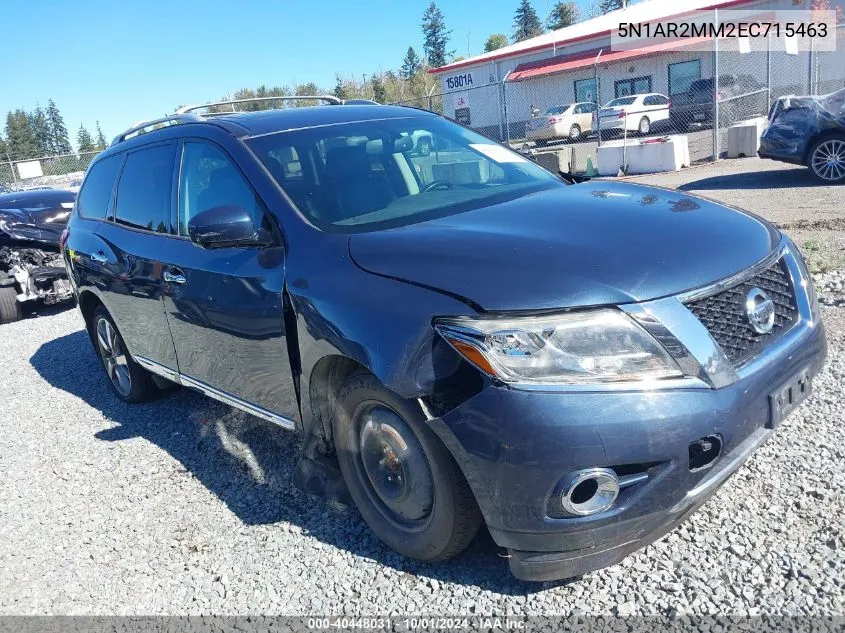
[187,205,271,248]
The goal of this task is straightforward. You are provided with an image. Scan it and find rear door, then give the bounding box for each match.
[94,142,179,370]
[160,138,299,423]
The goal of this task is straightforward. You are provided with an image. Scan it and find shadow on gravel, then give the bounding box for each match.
[677,167,824,191]
[31,331,571,594]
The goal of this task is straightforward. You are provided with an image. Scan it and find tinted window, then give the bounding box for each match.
[178,142,264,236]
[544,105,570,115]
[574,78,596,103]
[669,60,702,96]
[247,116,560,233]
[607,96,637,107]
[114,145,175,233]
[77,155,121,220]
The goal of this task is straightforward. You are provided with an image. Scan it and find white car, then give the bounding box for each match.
[595,93,671,136]
[525,102,598,146]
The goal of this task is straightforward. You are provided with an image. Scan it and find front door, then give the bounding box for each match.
[160,139,300,423]
[96,143,179,370]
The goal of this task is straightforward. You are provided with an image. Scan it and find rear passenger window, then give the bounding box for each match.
[114,144,175,233]
[77,155,121,220]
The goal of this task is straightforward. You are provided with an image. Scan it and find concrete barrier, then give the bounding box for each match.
[534,150,572,175]
[596,135,690,176]
[727,117,768,159]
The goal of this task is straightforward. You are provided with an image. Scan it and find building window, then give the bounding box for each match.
[668,60,702,96]
[574,78,597,104]
[615,76,652,98]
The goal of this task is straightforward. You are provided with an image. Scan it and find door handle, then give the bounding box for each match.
[163,268,186,285]
[90,251,108,263]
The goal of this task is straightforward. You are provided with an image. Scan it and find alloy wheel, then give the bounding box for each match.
[96,317,132,397]
[811,139,845,182]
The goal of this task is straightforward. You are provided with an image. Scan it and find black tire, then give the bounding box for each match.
[807,134,845,184]
[0,286,22,325]
[333,372,481,562]
[569,124,581,141]
[638,117,651,135]
[417,137,432,157]
[90,306,157,403]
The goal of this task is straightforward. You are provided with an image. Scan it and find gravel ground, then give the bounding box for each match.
[0,297,843,615]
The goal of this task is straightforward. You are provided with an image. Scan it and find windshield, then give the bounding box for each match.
[606,96,637,107]
[544,105,571,115]
[247,115,561,232]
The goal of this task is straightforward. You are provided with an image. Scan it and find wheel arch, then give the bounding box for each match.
[803,129,845,164]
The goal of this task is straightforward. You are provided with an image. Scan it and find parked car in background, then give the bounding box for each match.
[759,88,845,184]
[526,102,597,146]
[0,188,76,323]
[65,99,825,582]
[596,93,671,137]
[670,75,764,131]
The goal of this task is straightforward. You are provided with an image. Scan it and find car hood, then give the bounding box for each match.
[348,181,780,311]
[0,204,71,246]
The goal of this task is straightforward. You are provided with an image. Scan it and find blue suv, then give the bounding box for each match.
[63,97,827,581]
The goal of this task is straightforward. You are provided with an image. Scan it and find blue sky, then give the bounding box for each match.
[0,0,590,150]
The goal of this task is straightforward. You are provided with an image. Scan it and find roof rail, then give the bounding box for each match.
[177,95,342,115]
[110,113,203,146]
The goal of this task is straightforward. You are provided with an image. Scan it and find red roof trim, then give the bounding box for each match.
[507,37,712,81]
[429,0,755,75]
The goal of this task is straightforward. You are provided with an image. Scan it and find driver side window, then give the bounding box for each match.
[178,141,264,237]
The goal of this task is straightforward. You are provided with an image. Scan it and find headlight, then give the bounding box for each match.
[435,309,683,385]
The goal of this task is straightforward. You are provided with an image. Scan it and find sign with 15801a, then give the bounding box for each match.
[445,72,475,91]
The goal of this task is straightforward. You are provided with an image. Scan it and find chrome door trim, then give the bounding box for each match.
[133,356,297,431]
[134,356,181,383]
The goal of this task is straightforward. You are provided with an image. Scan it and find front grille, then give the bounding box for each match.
[685,258,797,365]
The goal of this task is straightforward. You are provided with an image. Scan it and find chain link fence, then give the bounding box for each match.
[394,22,845,175]
[0,150,100,192]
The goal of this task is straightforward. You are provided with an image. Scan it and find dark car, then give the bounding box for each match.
[670,74,764,131]
[63,99,826,581]
[0,188,76,323]
[759,88,845,183]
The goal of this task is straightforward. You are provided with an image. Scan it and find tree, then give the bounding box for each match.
[483,33,509,52]
[547,1,578,30]
[95,122,108,150]
[45,99,71,155]
[371,74,387,104]
[29,105,52,156]
[513,0,544,42]
[5,110,37,161]
[421,2,452,68]
[400,46,422,79]
[77,124,95,153]
[599,0,625,14]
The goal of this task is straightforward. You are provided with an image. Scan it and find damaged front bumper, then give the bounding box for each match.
[427,317,825,580]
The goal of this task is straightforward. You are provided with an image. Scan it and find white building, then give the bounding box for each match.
[430,0,840,140]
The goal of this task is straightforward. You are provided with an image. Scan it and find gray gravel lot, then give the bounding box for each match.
[0,304,843,616]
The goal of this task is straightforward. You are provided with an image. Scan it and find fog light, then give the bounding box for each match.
[560,468,620,516]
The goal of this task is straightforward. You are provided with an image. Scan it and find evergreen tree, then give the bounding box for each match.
[333,74,351,100]
[45,99,72,154]
[371,74,387,104]
[547,1,578,30]
[5,110,37,160]
[95,122,108,150]
[77,124,95,153]
[400,46,422,79]
[421,2,452,68]
[513,0,544,42]
[30,105,52,156]
[483,33,509,52]
[599,0,625,14]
